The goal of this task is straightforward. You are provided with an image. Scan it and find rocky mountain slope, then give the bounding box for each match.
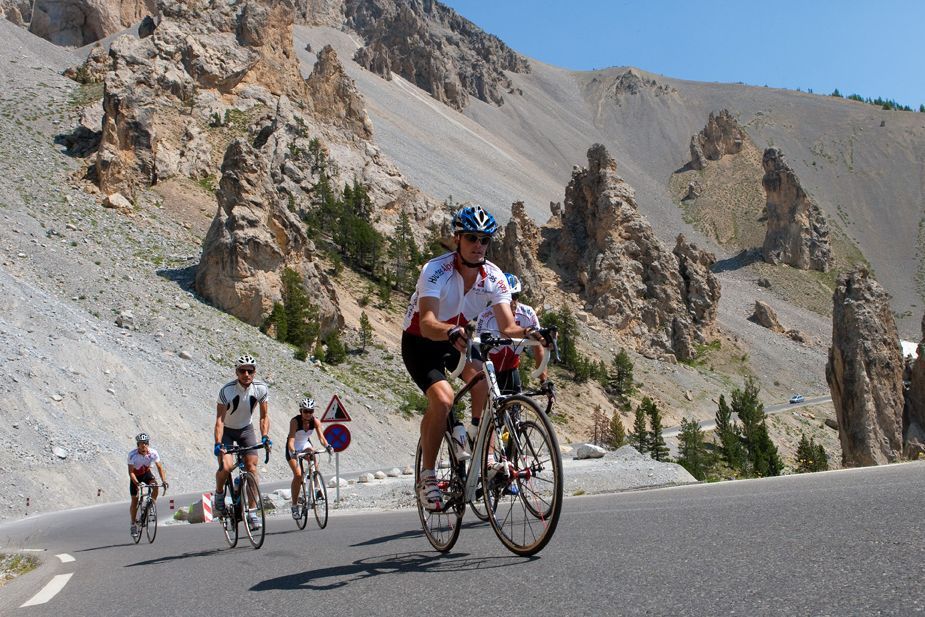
[5,0,922,516]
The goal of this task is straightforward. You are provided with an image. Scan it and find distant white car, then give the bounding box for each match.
[789,394,805,404]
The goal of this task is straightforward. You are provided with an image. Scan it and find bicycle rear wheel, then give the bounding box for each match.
[415,434,463,552]
[482,395,563,556]
[241,472,266,549]
[221,480,238,548]
[145,500,158,543]
[312,470,329,529]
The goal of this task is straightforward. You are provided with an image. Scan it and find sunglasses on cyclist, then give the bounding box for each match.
[300,409,314,414]
[237,367,255,375]
[462,233,491,245]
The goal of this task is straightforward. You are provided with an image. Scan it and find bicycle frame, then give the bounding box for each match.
[447,334,553,504]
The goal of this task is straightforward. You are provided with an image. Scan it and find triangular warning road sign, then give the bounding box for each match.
[321,394,352,422]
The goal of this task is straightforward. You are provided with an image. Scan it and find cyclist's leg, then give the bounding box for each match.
[421,380,454,470]
[287,455,301,506]
[463,360,488,423]
[215,429,236,494]
[129,480,139,524]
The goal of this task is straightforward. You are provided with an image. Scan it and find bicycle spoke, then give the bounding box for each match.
[415,434,463,552]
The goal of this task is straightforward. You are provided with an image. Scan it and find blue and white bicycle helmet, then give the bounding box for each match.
[452,205,499,236]
[505,273,522,295]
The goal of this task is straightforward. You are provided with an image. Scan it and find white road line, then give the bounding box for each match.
[55,553,74,563]
[20,548,44,552]
[19,573,73,607]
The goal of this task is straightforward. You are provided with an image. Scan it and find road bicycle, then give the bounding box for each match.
[293,446,332,530]
[415,327,563,556]
[131,482,167,544]
[215,442,270,549]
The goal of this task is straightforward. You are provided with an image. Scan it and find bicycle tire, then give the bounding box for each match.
[241,472,266,549]
[131,506,143,544]
[145,499,158,543]
[221,479,238,548]
[313,470,328,529]
[296,461,309,530]
[415,433,463,552]
[482,395,563,556]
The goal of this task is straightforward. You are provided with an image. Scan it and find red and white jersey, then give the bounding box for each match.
[476,302,541,371]
[127,447,160,476]
[403,252,511,335]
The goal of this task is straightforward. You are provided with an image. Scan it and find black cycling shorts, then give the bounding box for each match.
[218,425,259,470]
[129,471,156,496]
[401,331,481,394]
[495,368,522,396]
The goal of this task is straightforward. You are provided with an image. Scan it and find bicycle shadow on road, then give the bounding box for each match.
[251,551,534,591]
[124,546,226,567]
[349,520,485,548]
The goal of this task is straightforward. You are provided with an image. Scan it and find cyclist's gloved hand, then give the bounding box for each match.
[262,435,272,447]
[163,481,169,490]
[326,444,334,454]
[213,443,223,456]
[288,449,296,458]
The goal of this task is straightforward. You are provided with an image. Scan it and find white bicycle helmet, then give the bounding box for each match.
[505,273,522,295]
[299,398,315,411]
[235,354,256,369]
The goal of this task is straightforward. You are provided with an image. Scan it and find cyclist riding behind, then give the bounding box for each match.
[286,398,333,519]
[128,432,168,537]
[402,205,547,512]
[476,273,547,395]
[213,354,271,530]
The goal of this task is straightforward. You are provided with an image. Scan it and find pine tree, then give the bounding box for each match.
[714,394,746,472]
[359,311,372,352]
[796,433,829,473]
[677,417,711,480]
[590,405,608,446]
[607,349,636,401]
[608,411,626,448]
[644,398,670,462]
[630,402,649,454]
[280,268,321,356]
[732,377,782,477]
[324,330,347,365]
[388,210,420,291]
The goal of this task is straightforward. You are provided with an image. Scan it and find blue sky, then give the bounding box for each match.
[440,1,925,109]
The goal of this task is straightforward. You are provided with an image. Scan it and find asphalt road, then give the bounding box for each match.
[1,462,923,616]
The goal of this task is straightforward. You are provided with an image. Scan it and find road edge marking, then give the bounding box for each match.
[19,573,73,607]
[55,553,74,563]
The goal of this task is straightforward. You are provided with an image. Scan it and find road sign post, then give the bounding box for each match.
[323,422,351,504]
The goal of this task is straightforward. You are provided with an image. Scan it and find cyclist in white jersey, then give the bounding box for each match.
[128,432,168,537]
[286,398,333,519]
[212,354,271,528]
[401,205,547,512]
[476,273,547,394]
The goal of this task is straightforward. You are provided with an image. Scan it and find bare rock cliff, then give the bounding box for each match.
[689,109,745,170]
[552,144,720,360]
[761,147,834,272]
[493,201,544,301]
[195,121,341,331]
[346,0,529,111]
[825,267,904,466]
[29,0,157,46]
[305,45,373,140]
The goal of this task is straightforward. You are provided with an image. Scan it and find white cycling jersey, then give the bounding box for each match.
[476,302,541,371]
[127,447,160,476]
[217,380,269,430]
[290,414,318,452]
[403,252,511,335]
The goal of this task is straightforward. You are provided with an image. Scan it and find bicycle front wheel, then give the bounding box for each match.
[221,480,238,548]
[131,508,143,544]
[296,463,309,530]
[312,470,328,529]
[482,395,563,556]
[241,472,266,549]
[146,500,158,543]
[415,434,463,552]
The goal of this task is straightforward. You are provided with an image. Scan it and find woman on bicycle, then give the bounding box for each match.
[402,204,546,512]
[128,432,168,537]
[476,273,547,395]
[286,398,332,519]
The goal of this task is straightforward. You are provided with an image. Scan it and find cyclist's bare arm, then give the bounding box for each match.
[128,465,138,486]
[492,301,545,343]
[214,403,228,446]
[258,400,269,441]
[287,417,298,455]
[418,297,466,350]
[313,416,330,449]
[155,461,168,487]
